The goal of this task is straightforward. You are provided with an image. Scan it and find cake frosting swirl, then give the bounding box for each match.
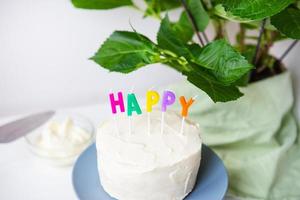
[96,110,202,200]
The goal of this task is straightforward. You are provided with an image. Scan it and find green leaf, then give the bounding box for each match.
[145,0,181,11]
[240,44,256,63]
[157,16,191,57]
[91,31,160,73]
[144,0,181,18]
[172,11,194,43]
[155,0,181,10]
[271,7,300,39]
[213,4,252,22]
[217,0,294,20]
[187,0,209,31]
[190,40,253,85]
[233,72,251,87]
[184,67,243,102]
[71,0,132,9]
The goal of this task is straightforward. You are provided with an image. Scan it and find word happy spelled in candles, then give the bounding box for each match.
[109,90,196,118]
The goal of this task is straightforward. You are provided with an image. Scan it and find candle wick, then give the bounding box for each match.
[148,86,155,91]
[129,86,135,93]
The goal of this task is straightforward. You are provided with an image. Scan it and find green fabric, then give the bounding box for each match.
[168,72,300,200]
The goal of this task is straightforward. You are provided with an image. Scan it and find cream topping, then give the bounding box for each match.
[97,110,201,172]
[34,117,91,157]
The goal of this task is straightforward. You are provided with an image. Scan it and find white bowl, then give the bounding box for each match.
[25,112,95,167]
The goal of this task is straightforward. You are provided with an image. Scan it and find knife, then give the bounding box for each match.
[0,111,55,143]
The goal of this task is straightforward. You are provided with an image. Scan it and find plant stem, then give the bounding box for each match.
[180,0,205,46]
[238,24,245,51]
[252,19,266,65]
[214,19,227,40]
[202,31,209,44]
[278,40,298,62]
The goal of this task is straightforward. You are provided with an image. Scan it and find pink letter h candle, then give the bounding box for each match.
[109,92,125,114]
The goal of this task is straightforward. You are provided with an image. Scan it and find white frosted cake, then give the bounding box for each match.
[96,110,202,200]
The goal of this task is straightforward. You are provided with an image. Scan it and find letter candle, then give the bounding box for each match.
[109,91,125,114]
[127,87,142,135]
[108,89,197,136]
[161,90,176,134]
[146,90,160,135]
[109,90,125,135]
[179,95,197,135]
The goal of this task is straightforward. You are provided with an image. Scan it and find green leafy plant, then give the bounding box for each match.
[71,0,300,102]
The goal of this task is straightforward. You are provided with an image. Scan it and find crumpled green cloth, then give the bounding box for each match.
[168,72,300,200]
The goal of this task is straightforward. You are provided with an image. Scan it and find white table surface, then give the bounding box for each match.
[0,104,235,200]
[0,104,106,200]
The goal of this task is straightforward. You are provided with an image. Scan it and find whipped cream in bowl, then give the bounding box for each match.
[25,112,94,166]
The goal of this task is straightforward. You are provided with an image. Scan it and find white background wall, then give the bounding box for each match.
[0,0,300,118]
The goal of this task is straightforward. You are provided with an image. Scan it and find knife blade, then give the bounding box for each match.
[0,111,55,143]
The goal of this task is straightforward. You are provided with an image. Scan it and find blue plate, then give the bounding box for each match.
[72,143,228,200]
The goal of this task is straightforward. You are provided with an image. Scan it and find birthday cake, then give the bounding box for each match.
[96,109,202,200]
